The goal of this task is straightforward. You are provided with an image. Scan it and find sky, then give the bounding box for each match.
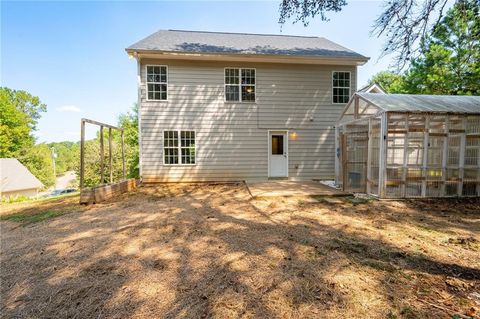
[2,0,395,143]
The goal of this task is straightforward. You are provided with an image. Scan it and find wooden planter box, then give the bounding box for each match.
[80,178,137,204]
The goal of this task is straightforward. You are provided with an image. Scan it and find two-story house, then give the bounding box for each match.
[126,30,369,182]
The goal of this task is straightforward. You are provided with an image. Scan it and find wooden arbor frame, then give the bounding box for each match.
[79,118,126,189]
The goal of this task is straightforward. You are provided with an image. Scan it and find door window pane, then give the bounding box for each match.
[272,135,284,155]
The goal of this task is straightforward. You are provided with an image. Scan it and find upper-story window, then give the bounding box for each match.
[225,68,256,102]
[146,65,167,100]
[332,71,351,104]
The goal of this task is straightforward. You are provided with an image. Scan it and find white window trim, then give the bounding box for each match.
[332,70,351,105]
[224,67,256,103]
[162,129,197,166]
[146,64,168,101]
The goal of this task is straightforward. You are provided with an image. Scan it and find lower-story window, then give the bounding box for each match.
[164,130,196,165]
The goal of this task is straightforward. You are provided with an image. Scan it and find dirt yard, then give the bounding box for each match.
[1,183,479,319]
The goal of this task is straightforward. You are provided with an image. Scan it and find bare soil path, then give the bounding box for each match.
[1,183,479,318]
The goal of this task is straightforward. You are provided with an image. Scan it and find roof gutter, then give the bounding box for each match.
[125,48,369,66]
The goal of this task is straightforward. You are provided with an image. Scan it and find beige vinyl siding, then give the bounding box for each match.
[138,59,356,182]
[1,188,39,198]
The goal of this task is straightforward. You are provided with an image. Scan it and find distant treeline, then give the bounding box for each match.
[1,86,138,189]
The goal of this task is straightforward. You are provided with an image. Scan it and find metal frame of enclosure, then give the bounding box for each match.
[335,93,480,198]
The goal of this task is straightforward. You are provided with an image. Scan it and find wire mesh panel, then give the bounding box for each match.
[463,168,480,196]
[385,114,407,198]
[445,115,465,196]
[383,113,480,198]
[340,110,480,198]
[464,115,480,196]
[342,122,369,193]
[368,118,381,196]
[426,115,447,197]
[405,121,425,198]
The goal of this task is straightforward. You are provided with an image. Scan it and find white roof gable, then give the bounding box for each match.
[358,83,386,94]
[0,158,44,193]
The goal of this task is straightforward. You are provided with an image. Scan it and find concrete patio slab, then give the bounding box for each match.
[246,180,347,198]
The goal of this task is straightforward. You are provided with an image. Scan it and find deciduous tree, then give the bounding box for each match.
[278,0,478,68]
[368,71,407,93]
[0,87,46,157]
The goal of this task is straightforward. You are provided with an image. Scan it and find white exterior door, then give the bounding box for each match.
[269,131,288,177]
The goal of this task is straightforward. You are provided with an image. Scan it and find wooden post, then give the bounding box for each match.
[109,127,113,183]
[100,125,104,184]
[121,130,126,179]
[458,116,467,196]
[421,115,430,197]
[366,118,373,195]
[354,96,359,119]
[441,116,449,196]
[378,113,388,198]
[80,119,85,189]
[341,133,347,191]
[401,114,408,198]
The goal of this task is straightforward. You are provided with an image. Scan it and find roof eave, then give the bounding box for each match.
[1,183,44,193]
[125,48,369,66]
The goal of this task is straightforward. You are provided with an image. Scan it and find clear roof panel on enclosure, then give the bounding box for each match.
[337,95,382,125]
[357,93,480,113]
[338,93,480,126]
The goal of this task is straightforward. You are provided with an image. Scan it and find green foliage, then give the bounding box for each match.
[47,141,79,175]
[404,0,480,95]
[0,87,51,187]
[369,0,479,95]
[368,71,407,93]
[0,195,31,204]
[118,104,139,178]
[0,87,47,157]
[3,87,47,130]
[17,144,55,188]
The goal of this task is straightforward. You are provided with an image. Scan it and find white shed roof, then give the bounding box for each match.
[358,93,480,114]
[0,158,44,193]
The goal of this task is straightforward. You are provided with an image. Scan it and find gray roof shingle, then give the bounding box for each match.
[127,30,368,60]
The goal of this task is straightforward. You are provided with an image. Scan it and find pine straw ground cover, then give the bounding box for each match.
[0,183,479,319]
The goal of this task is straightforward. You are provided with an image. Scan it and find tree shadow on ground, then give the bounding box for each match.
[1,183,479,318]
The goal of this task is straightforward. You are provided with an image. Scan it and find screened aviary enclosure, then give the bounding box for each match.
[335,93,480,198]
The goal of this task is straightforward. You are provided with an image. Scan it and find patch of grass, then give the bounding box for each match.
[399,305,418,319]
[1,195,31,204]
[386,311,398,319]
[0,210,65,224]
[300,238,311,245]
[346,197,374,205]
[304,248,325,260]
[363,258,398,273]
